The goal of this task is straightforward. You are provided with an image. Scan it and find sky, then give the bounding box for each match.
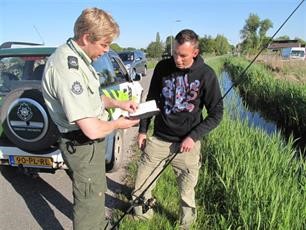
[0,0,305,49]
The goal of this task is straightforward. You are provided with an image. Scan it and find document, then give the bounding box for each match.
[128,100,160,119]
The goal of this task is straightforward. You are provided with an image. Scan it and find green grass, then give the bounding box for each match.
[119,112,305,229]
[194,111,305,229]
[147,58,159,69]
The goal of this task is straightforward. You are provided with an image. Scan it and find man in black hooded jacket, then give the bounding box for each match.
[132,29,223,229]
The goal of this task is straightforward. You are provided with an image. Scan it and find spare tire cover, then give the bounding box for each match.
[0,83,59,152]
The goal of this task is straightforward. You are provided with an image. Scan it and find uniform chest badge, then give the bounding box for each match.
[71,81,83,95]
[68,56,79,69]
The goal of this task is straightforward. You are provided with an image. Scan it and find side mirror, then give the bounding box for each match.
[133,73,142,81]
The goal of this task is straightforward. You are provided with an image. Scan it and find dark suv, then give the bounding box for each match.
[0,42,143,173]
[118,50,147,78]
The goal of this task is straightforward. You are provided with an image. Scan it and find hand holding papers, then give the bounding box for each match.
[128,100,160,119]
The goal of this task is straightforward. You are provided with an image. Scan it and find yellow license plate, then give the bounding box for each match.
[9,156,53,168]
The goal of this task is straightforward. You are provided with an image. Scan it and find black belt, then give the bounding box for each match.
[60,130,104,146]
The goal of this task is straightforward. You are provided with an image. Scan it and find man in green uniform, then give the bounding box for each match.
[42,8,139,230]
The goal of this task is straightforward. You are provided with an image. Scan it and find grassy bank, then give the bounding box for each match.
[250,54,306,83]
[194,112,305,229]
[119,115,305,230]
[117,57,305,229]
[224,57,306,137]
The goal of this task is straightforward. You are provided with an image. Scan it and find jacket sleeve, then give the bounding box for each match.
[138,63,162,134]
[188,69,223,141]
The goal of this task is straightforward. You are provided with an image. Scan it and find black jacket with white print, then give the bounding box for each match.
[139,55,223,142]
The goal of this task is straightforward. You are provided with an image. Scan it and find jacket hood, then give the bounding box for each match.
[190,55,204,70]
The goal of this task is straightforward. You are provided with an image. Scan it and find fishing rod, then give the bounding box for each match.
[220,0,305,102]
[109,1,305,229]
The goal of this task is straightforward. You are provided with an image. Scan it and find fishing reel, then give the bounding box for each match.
[134,196,157,214]
[142,197,156,213]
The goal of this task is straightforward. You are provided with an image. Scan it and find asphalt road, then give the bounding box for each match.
[0,69,153,230]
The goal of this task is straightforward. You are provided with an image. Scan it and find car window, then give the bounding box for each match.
[92,53,128,88]
[92,54,116,87]
[0,56,48,94]
[109,56,128,83]
[118,52,134,61]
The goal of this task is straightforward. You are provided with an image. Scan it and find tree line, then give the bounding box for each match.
[111,13,306,58]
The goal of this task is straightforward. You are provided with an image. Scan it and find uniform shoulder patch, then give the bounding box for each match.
[68,56,79,69]
[71,81,83,95]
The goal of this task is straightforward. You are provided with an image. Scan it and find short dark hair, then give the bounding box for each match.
[175,29,199,49]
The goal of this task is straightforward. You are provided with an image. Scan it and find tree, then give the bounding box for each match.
[296,37,306,46]
[240,14,261,52]
[214,34,230,55]
[110,43,123,52]
[124,47,136,51]
[156,32,161,43]
[145,32,164,58]
[165,35,173,55]
[240,13,273,53]
[146,41,164,58]
[259,19,273,46]
[199,35,215,54]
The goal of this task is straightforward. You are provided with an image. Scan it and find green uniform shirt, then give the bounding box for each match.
[42,39,105,133]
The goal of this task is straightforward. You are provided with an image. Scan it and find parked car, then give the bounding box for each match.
[118,50,147,78]
[0,42,143,173]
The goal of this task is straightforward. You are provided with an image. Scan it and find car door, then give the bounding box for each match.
[92,51,143,172]
[134,51,143,74]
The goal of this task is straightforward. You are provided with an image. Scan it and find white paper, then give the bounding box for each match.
[128,100,159,118]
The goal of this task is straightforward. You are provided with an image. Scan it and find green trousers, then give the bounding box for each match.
[60,138,106,230]
[133,136,201,228]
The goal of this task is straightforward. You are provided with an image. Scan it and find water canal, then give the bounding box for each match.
[220,71,305,153]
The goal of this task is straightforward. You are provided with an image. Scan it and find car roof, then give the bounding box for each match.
[0,42,120,61]
[118,50,134,54]
[0,46,56,57]
[107,49,119,57]
[0,44,118,58]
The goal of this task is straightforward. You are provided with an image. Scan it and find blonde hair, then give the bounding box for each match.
[74,7,120,43]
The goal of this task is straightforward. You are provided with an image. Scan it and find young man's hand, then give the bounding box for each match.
[138,133,147,150]
[180,137,195,153]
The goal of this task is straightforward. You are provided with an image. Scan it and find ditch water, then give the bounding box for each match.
[220,71,305,153]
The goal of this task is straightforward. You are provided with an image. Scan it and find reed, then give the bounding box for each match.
[224,57,306,137]
[194,111,305,229]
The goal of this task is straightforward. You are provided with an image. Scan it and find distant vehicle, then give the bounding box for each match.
[162,52,172,60]
[281,47,305,60]
[118,50,147,78]
[0,42,143,174]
